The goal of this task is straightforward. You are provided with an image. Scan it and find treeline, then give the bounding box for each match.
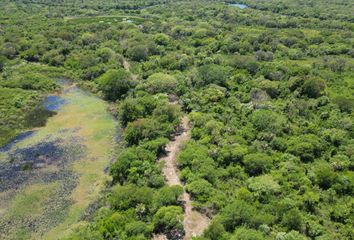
[13,0,166,8]
[233,0,354,22]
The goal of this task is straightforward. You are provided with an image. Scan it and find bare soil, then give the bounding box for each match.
[158,116,210,240]
[123,59,138,81]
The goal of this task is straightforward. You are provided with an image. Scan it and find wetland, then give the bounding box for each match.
[0,82,119,240]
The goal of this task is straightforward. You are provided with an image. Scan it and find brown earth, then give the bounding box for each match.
[157,116,210,240]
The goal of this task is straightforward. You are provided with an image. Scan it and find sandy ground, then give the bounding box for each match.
[158,116,210,240]
[123,59,138,81]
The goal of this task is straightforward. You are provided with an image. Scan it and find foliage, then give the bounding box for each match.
[243,153,273,176]
[153,206,184,232]
[138,73,178,94]
[195,64,232,87]
[251,109,286,133]
[219,200,256,231]
[0,73,58,92]
[96,69,133,101]
[117,94,159,126]
[0,87,41,146]
[231,227,267,240]
[0,0,353,239]
[109,184,154,211]
[301,77,326,98]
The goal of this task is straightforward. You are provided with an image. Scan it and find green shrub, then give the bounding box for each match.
[124,118,161,146]
[138,73,178,94]
[301,77,326,98]
[140,138,169,156]
[334,96,353,113]
[186,179,214,203]
[251,109,286,133]
[127,45,149,62]
[231,227,266,240]
[313,161,337,189]
[0,73,58,92]
[62,222,103,240]
[281,209,303,231]
[97,69,133,101]
[109,185,154,211]
[125,221,153,238]
[153,206,184,232]
[195,64,232,87]
[118,94,159,126]
[276,231,307,240]
[243,153,273,176]
[247,175,281,202]
[153,186,183,209]
[287,134,324,162]
[218,144,248,165]
[203,220,227,240]
[220,200,256,231]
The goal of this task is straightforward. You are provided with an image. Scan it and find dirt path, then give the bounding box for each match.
[157,116,210,240]
[123,59,138,81]
[123,57,210,239]
[160,116,189,186]
[123,59,130,71]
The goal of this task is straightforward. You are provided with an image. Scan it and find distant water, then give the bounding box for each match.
[43,95,66,111]
[0,131,35,152]
[42,79,70,111]
[1,82,68,151]
[228,3,248,9]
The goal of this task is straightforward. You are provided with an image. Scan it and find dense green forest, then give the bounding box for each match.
[0,0,353,239]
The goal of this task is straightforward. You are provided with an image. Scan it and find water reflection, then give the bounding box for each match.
[228,3,248,9]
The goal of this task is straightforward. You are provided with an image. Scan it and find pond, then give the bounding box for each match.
[43,95,66,111]
[0,81,119,240]
[228,3,248,9]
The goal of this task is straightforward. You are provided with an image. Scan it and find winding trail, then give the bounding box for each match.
[123,59,138,81]
[157,116,210,240]
[123,58,209,239]
[160,116,189,186]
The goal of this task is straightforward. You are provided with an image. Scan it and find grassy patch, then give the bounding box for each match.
[33,87,117,239]
[7,182,59,219]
